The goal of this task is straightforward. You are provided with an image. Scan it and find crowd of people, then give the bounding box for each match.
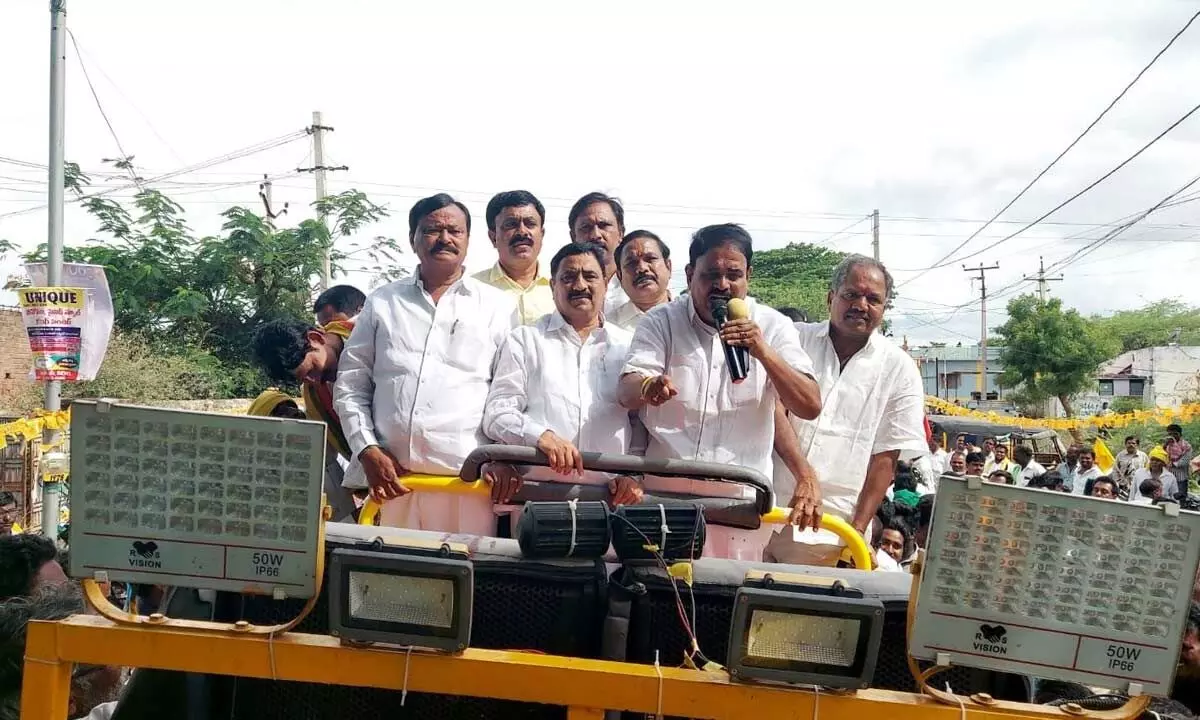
[871,427,1199,573]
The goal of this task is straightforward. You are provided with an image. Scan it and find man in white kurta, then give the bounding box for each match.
[335,194,517,534]
[483,242,641,507]
[766,255,927,566]
[619,224,822,561]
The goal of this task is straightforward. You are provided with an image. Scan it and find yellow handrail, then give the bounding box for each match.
[356,474,874,569]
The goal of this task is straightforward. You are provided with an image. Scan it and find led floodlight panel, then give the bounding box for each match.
[911,477,1200,695]
[67,400,326,598]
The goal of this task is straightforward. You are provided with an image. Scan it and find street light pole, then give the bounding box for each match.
[42,0,68,539]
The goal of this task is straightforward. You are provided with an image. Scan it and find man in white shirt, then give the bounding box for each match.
[1013,445,1049,487]
[1113,435,1149,492]
[473,190,555,326]
[912,437,948,494]
[765,255,927,566]
[568,192,628,317]
[619,224,822,561]
[610,230,672,330]
[335,194,518,534]
[1067,448,1102,494]
[483,241,641,506]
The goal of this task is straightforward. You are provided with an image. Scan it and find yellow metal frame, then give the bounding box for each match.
[20,614,1149,720]
[355,474,874,568]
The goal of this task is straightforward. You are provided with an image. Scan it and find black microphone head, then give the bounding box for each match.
[709,295,730,322]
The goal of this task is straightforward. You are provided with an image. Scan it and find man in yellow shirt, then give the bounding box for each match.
[474,190,555,325]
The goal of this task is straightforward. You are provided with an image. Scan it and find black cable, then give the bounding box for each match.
[67,29,142,190]
[899,7,1200,288]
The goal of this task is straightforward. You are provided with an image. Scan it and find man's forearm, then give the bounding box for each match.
[772,403,813,499]
[759,346,821,419]
[618,373,648,410]
[851,451,900,532]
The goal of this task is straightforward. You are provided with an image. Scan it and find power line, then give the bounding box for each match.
[66,28,142,190]
[897,7,1200,288]
[898,99,1200,287]
[0,131,307,222]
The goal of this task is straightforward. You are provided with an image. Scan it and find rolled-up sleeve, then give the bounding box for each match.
[621,311,668,378]
[872,359,928,460]
[483,329,548,446]
[333,297,380,457]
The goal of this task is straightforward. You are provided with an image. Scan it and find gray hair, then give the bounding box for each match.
[0,582,85,718]
[829,254,895,301]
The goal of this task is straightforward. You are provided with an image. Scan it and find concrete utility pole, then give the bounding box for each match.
[259,174,288,220]
[964,263,1000,400]
[43,0,67,539]
[300,112,348,290]
[871,209,880,261]
[1024,255,1063,302]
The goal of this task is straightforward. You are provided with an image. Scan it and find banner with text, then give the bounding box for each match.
[18,287,86,382]
[26,263,114,381]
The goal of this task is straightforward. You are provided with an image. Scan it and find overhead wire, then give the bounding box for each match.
[67,28,142,190]
[0,131,307,222]
[897,7,1200,288]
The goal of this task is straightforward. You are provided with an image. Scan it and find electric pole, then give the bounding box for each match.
[299,111,348,290]
[964,263,1000,401]
[871,209,880,261]
[259,174,287,220]
[1024,255,1063,302]
[43,0,67,539]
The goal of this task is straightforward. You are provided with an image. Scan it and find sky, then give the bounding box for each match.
[1,1,1199,346]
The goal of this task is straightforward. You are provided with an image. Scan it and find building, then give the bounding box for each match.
[0,308,33,406]
[908,345,1006,403]
[1072,346,1200,415]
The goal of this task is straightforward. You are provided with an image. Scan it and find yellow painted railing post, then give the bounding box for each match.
[20,620,72,720]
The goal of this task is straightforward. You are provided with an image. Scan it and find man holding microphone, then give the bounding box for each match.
[619,224,823,560]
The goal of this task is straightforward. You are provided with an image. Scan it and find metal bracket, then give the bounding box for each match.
[96,398,114,413]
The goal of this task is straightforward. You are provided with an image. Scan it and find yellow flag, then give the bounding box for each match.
[1093,438,1115,474]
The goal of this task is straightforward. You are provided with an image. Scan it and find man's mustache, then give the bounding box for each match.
[431,241,458,254]
[568,290,593,300]
[509,236,534,248]
[634,272,658,285]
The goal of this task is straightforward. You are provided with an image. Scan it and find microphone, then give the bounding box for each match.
[710,296,749,384]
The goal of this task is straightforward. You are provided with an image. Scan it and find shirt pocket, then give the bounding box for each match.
[444,318,496,375]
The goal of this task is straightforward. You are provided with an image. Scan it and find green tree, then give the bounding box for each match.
[1088,299,1200,353]
[995,295,1120,423]
[9,333,229,413]
[20,162,399,397]
[750,243,847,320]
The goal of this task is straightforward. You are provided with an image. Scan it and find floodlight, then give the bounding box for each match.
[910,476,1200,696]
[516,501,611,559]
[66,400,326,599]
[328,547,472,652]
[612,503,705,562]
[727,571,884,689]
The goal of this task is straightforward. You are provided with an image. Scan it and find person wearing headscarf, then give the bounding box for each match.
[1130,445,1180,502]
